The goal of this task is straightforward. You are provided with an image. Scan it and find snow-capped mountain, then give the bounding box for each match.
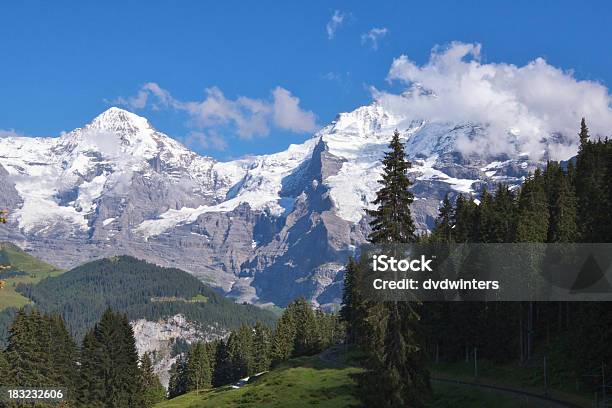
[0,104,540,307]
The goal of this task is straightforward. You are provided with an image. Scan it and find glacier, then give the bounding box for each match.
[0,102,550,307]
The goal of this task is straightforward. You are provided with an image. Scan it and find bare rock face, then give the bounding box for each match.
[0,105,548,308]
[131,314,228,388]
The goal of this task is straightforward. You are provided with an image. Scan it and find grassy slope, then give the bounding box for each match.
[156,356,362,408]
[0,242,63,311]
[430,360,593,407]
[154,353,552,408]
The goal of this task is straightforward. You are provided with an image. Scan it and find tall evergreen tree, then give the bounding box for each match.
[290,298,319,356]
[579,117,589,145]
[185,342,213,393]
[545,162,577,242]
[252,321,272,373]
[77,308,141,408]
[431,194,453,243]
[168,355,188,398]
[452,194,478,242]
[366,130,417,243]
[271,310,296,365]
[357,131,431,407]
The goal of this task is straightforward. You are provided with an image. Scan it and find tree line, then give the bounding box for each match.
[167,297,344,399]
[0,308,165,408]
[341,120,612,407]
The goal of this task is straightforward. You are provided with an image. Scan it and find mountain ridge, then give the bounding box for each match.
[0,103,555,306]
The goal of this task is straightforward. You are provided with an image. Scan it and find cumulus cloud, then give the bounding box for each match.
[376,42,612,160]
[272,87,317,132]
[326,10,346,39]
[361,27,388,50]
[116,84,318,141]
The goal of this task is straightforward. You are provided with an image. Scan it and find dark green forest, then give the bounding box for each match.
[5,256,275,342]
[0,308,166,408]
[342,120,612,407]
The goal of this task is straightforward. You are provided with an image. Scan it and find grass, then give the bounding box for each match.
[154,348,561,408]
[430,360,593,407]
[0,242,64,311]
[155,355,363,408]
[429,383,548,408]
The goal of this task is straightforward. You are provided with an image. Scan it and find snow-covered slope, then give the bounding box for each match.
[0,104,542,307]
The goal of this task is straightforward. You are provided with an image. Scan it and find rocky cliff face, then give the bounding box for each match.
[0,104,545,307]
[131,314,228,388]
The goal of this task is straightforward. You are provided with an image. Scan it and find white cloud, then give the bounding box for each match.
[326,10,346,39]
[116,84,318,140]
[0,129,24,138]
[272,87,317,132]
[361,27,388,50]
[184,131,228,151]
[376,42,612,160]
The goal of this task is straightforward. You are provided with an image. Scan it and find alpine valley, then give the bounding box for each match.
[0,103,552,308]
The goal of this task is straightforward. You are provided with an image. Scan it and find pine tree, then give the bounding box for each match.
[579,117,589,146]
[168,355,188,398]
[357,131,431,407]
[452,194,478,242]
[367,130,417,243]
[252,322,272,373]
[137,353,165,407]
[185,342,213,393]
[77,308,141,408]
[5,309,47,386]
[431,194,453,243]
[212,341,232,387]
[516,169,550,242]
[77,330,105,408]
[545,162,577,242]
[271,310,296,365]
[290,298,319,356]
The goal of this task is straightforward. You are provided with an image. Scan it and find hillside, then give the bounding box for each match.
[0,241,63,311]
[14,255,276,341]
[153,352,553,408]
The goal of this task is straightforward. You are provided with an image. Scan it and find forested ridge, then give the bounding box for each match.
[11,256,276,341]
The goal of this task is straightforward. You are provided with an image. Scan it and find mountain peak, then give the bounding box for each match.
[88,107,152,134]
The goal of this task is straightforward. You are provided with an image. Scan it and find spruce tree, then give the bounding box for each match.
[545,162,577,242]
[252,322,272,373]
[290,298,319,356]
[452,194,478,242]
[431,194,453,243]
[579,117,589,145]
[358,130,431,407]
[168,356,188,398]
[77,308,141,408]
[516,169,550,242]
[271,310,296,365]
[137,353,165,407]
[185,342,213,393]
[366,130,417,243]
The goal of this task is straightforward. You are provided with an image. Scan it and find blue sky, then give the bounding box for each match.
[1,1,611,160]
